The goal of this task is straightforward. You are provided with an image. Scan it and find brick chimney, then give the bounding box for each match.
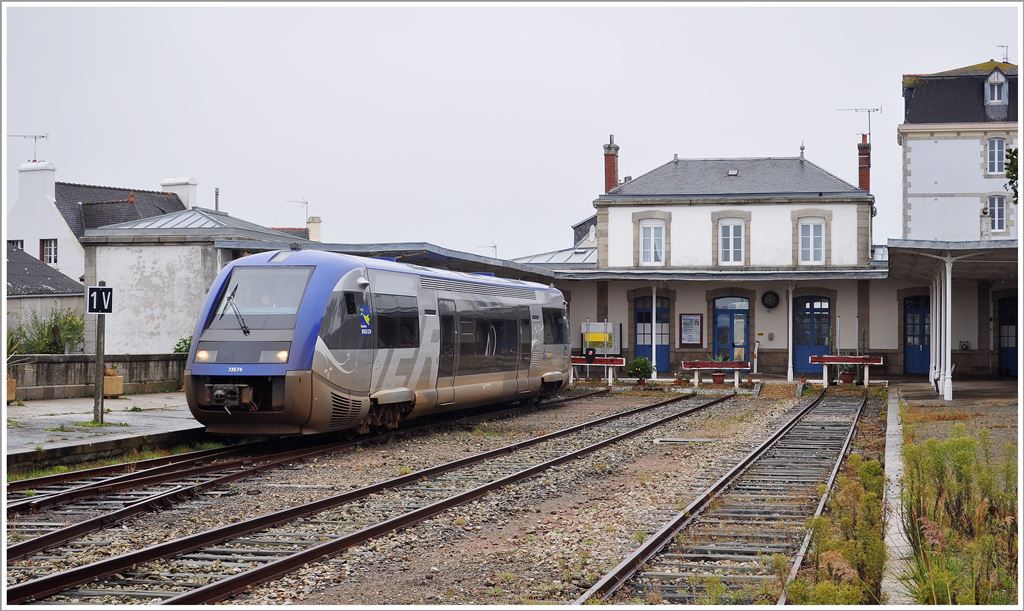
[857,134,871,192]
[603,134,619,193]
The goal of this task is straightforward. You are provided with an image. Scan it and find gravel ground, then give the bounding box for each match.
[5,391,671,587]
[224,394,808,605]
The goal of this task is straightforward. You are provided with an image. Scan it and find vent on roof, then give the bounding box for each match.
[420,277,536,300]
[727,169,739,177]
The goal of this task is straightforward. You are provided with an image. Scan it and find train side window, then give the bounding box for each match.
[456,307,519,375]
[542,307,569,345]
[374,293,420,349]
[320,291,372,350]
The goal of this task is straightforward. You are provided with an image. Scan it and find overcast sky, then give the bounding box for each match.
[4,4,1020,259]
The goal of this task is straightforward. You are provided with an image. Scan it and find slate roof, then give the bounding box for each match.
[54,182,186,238]
[6,244,84,297]
[600,157,864,199]
[82,207,313,244]
[271,227,310,239]
[512,246,597,267]
[902,61,1018,123]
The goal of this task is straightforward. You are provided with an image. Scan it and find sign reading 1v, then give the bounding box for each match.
[87,286,114,314]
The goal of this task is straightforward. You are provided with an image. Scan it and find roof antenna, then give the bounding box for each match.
[997,45,1009,62]
[836,106,881,143]
[7,133,49,161]
[477,242,498,258]
[286,197,310,226]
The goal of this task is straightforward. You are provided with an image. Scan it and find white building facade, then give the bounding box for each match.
[890,61,1018,397]
[6,160,192,282]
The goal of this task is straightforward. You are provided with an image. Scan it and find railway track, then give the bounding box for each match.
[8,391,733,604]
[575,388,865,605]
[5,388,610,562]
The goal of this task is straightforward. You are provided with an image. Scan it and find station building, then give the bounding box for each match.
[518,60,1018,398]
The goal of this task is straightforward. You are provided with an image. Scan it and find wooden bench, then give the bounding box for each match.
[808,355,884,388]
[681,360,751,389]
[570,356,626,386]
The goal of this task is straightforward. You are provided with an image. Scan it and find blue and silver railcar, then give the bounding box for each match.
[184,249,570,435]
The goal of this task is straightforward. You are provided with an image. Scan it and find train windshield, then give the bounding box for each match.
[207,266,313,331]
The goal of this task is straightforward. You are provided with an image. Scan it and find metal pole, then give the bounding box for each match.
[787,283,794,382]
[93,281,106,424]
[943,256,953,401]
[651,285,657,380]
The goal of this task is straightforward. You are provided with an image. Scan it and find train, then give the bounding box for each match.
[184,248,571,435]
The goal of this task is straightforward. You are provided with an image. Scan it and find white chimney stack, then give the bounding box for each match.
[160,177,198,209]
[17,161,57,208]
[306,216,322,242]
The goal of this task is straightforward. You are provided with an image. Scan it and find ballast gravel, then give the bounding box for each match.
[6,391,667,588]
[227,393,805,605]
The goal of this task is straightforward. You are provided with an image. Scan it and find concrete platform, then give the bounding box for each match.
[4,392,206,469]
[881,379,1019,604]
[897,377,1018,405]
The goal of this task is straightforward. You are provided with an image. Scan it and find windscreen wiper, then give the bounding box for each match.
[219,285,250,336]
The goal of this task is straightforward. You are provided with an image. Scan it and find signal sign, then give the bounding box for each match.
[87,286,113,314]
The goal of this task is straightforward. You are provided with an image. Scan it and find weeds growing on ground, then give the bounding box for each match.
[899,424,1017,604]
[784,453,885,604]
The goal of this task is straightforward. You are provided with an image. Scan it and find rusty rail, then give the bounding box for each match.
[9,391,721,604]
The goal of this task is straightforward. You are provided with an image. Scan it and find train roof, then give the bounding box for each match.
[230,249,561,294]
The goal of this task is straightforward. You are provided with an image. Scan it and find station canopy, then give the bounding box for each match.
[886,239,1018,282]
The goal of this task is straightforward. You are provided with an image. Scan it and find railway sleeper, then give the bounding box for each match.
[640,572,776,583]
[56,589,179,599]
[646,560,769,572]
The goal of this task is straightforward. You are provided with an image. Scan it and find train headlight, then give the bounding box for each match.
[196,350,212,362]
[275,350,289,362]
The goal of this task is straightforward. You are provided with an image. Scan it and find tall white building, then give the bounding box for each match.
[898,60,1018,240]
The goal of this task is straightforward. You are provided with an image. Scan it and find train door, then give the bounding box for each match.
[517,306,532,393]
[435,299,457,405]
[903,296,930,375]
[999,297,1017,377]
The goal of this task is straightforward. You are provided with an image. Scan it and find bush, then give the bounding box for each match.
[625,357,653,380]
[900,425,1017,604]
[10,307,85,354]
[173,335,193,353]
[789,454,886,604]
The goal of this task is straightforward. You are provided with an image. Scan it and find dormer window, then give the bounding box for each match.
[986,70,1006,105]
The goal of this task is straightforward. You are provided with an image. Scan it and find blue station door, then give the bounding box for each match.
[712,297,750,364]
[794,296,830,375]
[635,296,670,373]
[999,297,1017,377]
[903,296,930,375]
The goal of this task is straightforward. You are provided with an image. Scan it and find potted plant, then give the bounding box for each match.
[838,364,856,385]
[710,353,728,385]
[104,363,124,398]
[626,357,654,385]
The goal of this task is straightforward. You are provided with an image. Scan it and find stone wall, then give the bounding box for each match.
[8,353,186,401]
